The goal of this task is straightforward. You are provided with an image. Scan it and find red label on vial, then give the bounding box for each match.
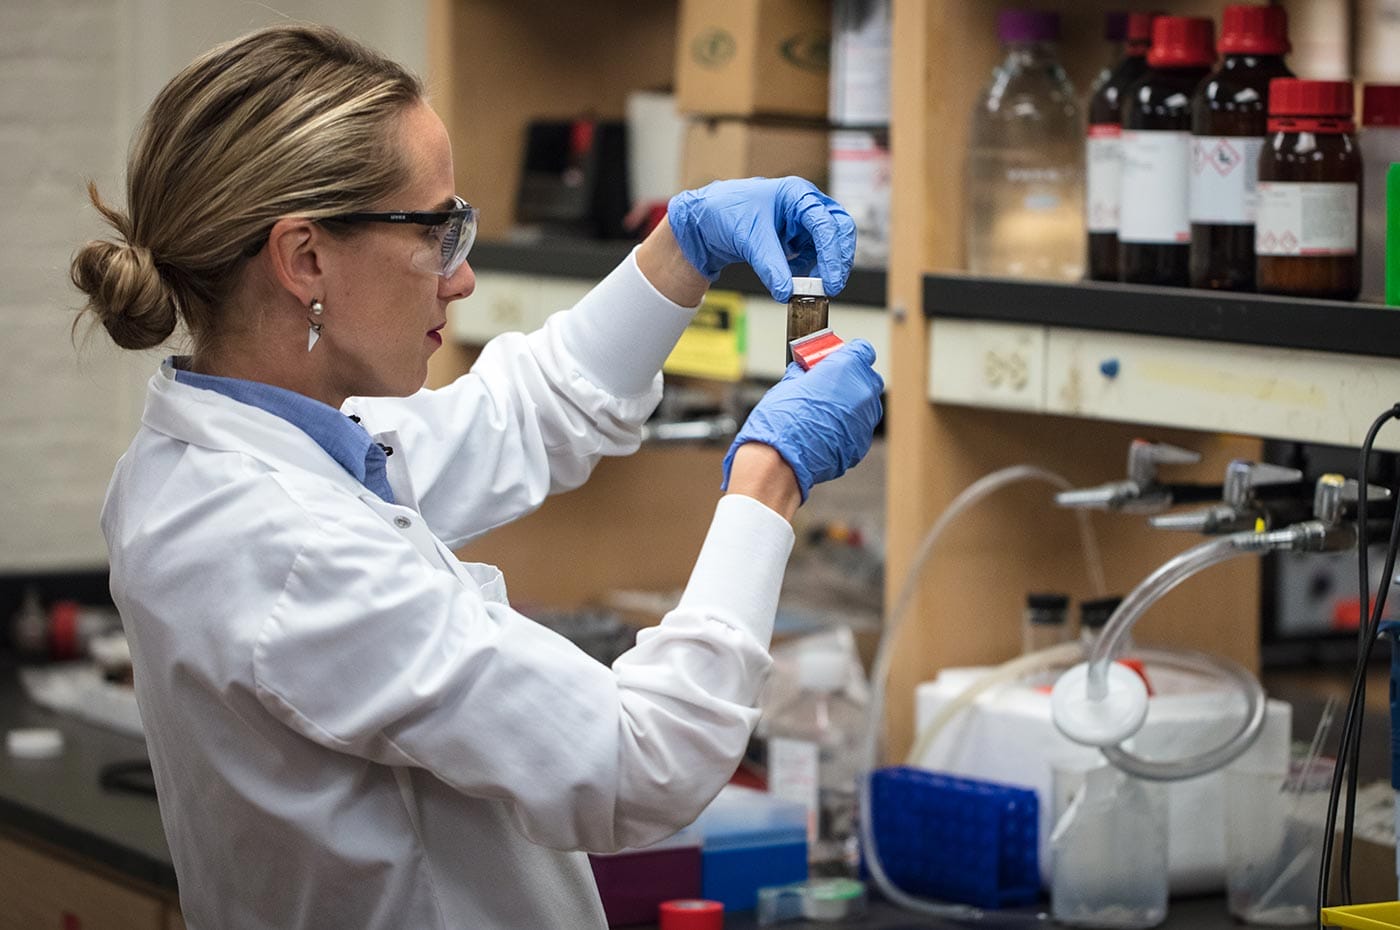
[790,329,845,370]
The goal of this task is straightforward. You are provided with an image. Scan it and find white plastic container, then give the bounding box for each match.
[914,663,1292,893]
[1360,84,1400,301]
[1051,764,1168,928]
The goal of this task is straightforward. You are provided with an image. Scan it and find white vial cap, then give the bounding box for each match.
[7,727,64,760]
[790,277,826,298]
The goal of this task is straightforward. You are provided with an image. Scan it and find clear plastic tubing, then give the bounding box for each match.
[858,464,1105,922]
[1083,534,1270,781]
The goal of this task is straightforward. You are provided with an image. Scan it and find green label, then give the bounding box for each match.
[779,30,830,73]
[691,28,736,68]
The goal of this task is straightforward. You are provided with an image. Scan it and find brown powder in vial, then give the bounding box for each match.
[786,277,829,365]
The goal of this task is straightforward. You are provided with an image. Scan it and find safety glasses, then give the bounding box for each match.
[321,196,478,278]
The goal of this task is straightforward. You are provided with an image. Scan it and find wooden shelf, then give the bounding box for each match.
[924,275,1400,451]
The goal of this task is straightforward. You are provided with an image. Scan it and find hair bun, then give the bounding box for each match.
[70,238,178,350]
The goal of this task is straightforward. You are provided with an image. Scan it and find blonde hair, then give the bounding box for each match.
[70,23,424,352]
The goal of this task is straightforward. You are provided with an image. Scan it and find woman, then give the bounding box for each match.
[71,23,883,930]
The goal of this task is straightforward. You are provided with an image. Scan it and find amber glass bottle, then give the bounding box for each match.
[1086,12,1154,281]
[1256,79,1361,299]
[1119,17,1216,286]
[1189,5,1293,290]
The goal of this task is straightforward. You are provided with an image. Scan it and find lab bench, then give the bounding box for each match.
[0,660,1266,930]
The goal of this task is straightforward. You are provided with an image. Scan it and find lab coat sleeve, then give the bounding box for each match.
[349,250,699,548]
[252,493,793,853]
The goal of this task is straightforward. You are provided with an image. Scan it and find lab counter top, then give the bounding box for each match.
[0,661,1280,929]
[0,662,174,890]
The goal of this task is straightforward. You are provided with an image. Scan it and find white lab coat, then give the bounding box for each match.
[100,253,795,930]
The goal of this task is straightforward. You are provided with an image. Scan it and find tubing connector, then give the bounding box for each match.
[1055,440,1202,513]
[1149,460,1305,534]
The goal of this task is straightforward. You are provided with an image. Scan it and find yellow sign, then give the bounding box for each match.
[664,289,746,381]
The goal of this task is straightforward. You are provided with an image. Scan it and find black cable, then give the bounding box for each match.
[1342,453,1400,899]
[1338,476,1394,896]
[1318,404,1400,923]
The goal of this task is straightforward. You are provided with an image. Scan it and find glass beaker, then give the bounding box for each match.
[1225,757,1329,925]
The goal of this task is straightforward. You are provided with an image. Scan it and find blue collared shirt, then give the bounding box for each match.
[172,360,395,504]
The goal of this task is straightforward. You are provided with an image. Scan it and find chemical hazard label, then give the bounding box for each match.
[1189,135,1263,226]
[1255,181,1358,256]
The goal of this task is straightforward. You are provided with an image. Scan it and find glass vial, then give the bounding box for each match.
[1256,79,1361,300]
[787,277,830,365]
[1023,592,1071,655]
[1119,17,1217,287]
[1086,13,1154,281]
[1189,5,1293,291]
[1078,595,1124,654]
[965,9,1084,281]
[1361,84,1400,301]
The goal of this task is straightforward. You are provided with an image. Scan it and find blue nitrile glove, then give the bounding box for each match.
[721,339,885,503]
[667,176,857,302]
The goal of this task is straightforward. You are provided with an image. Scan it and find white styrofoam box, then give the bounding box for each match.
[928,319,1047,412]
[744,296,890,382]
[913,665,1292,894]
[1043,328,1400,453]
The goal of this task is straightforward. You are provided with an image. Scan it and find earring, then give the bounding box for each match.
[307,299,324,352]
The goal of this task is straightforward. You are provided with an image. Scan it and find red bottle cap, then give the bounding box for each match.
[1147,16,1216,69]
[1127,12,1158,44]
[1364,84,1400,127]
[1269,78,1354,117]
[659,900,723,930]
[1218,4,1290,56]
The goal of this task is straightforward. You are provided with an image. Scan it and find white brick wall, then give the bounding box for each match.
[0,0,426,570]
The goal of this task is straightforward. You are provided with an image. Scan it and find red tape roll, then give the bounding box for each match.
[658,898,723,930]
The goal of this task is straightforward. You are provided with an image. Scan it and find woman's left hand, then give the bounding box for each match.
[667,176,857,302]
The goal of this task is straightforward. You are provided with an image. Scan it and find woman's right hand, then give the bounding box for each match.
[721,339,884,505]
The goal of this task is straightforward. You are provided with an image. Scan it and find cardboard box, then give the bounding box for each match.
[676,0,831,119]
[682,118,829,190]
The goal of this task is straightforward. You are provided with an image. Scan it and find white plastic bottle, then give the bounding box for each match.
[1051,765,1168,928]
[964,9,1084,281]
[1361,84,1400,301]
[766,646,865,876]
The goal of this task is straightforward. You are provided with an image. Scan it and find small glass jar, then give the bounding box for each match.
[786,277,830,365]
[1256,78,1361,300]
[1023,592,1071,655]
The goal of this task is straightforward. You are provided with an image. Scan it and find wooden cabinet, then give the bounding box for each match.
[0,834,170,930]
